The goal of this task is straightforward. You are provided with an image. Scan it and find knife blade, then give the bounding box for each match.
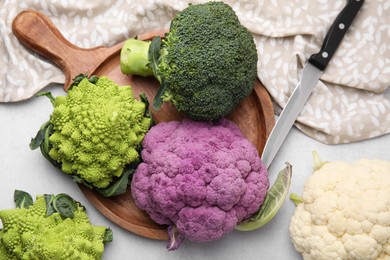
[261,0,364,169]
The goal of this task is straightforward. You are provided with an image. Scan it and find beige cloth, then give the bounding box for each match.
[1,0,389,144]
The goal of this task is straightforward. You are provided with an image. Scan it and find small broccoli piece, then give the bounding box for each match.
[131,119,269,250]
[120,1,258,121]
[31,75,152,194]
[0,191,112,260]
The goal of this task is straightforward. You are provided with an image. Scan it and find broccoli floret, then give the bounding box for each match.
[0,191,112,260]
[31,75,152,194]
[120,1,258,121]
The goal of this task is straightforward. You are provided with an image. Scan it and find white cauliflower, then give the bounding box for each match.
[289,152,390,260]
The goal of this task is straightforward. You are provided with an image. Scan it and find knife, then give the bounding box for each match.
[261,0,364,169]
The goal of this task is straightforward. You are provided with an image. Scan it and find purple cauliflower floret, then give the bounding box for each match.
[131,119,269,249]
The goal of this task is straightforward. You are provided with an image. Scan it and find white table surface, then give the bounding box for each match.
[1,84,389,260]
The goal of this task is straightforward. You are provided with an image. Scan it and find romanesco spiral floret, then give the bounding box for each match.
[0,194,111,260]
[48,76,152,189]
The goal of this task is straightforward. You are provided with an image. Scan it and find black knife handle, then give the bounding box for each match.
[308,0,364,71]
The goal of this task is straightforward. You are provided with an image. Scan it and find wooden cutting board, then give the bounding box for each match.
[12,10,275,240]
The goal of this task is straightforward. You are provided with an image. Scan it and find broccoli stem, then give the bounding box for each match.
[120,39,154,77]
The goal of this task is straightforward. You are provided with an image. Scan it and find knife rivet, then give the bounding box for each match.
[339,23,345,30]
[322,52,329,58]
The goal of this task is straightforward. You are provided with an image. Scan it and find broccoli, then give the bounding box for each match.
[120,1,258,121]
[0,190,112,260]
[30,75,152,196]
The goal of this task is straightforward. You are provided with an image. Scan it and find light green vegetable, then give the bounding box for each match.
[30,74,152,196]
[236,163,292,231]
[0,190,112,260]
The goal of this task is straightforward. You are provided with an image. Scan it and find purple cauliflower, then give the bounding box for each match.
[131,119,269,249]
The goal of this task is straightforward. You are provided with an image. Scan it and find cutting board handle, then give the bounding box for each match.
[12,10,120,91]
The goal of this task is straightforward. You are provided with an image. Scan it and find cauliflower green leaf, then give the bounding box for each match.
[289,193,303,207]
[236,162,292,231]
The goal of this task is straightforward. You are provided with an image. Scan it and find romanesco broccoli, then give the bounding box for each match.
[30,75,152,194]
[0,190,112,260]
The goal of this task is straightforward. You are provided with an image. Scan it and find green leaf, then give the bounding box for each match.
[139,93,151,118]
[69,73,87,90]
[152,82,168,110]
[88,75,99,84]
[44,193,84,218]
[290,193,303,207]
[312,150,328,171]
[44,194,56,217]
[29,121,51,150]
[39,123,61,168]
[52,193,78,219]
[147,36,166,110]
[71,175,94,189]
[36,92,55,105]
[103,228,113,244]
[97,168,133,197]
[68,73,99,90]
[147,36,162,80]
[235,162,292,231]
[14,190,33,209]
